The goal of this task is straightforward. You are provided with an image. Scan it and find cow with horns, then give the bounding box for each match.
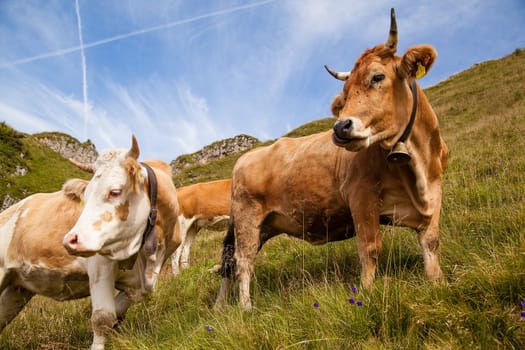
[0,135,181,349]
[215,8,448,310]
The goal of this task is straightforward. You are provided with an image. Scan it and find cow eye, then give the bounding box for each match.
[371,74,385,84]
[108,189,122,200]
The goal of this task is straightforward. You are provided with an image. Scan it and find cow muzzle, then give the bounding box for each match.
[332,118,370,150]
[63,232,97,257]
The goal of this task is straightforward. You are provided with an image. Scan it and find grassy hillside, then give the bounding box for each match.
[0,123,91,207]
[1,50,524,349]
[172,152,246,187]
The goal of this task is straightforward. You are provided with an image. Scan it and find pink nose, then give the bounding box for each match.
[63,233,97,257]
[63,233,79,254]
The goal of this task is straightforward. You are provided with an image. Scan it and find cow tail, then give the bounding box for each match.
[218,217,236,278]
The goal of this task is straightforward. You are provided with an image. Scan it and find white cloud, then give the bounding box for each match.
[284,0,390,44]
[92,77,224,160]
[0,77,79,132]
[0,0,77,64]
[0,102,54,133]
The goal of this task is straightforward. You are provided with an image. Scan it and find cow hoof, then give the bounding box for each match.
[208,264,222,274]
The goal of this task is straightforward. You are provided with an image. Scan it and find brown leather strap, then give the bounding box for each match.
[398,80,418,143]
[140,162,158,256]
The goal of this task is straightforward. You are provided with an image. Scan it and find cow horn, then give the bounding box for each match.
[69,158,95,173]
[127,134,140,160]
[324,65,350,81]
[385,8,398,50]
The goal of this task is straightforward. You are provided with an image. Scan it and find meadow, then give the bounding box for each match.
[0,50,524,349]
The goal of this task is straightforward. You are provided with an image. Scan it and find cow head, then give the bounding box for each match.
[63,135,151,261]
[326,8,436,155]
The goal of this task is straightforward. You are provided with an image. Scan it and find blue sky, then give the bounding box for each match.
[0,0,523,162]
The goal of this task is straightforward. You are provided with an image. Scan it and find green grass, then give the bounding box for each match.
[1,50,525,349]
[0,123,91,204]
[172,152,241,188]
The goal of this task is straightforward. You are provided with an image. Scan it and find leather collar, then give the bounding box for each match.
[140,162,158,257]
[118,162,158,270]
[398,80,418,143]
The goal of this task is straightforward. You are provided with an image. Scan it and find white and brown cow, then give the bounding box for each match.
[215,9,448,311]
[170,179,231,276]
[0,135,180,350]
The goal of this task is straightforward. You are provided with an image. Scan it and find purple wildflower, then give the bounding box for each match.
[351,287,357,293]
[521,311,525,318]
[313,302,319,309]
[348,297,355,305]
[521,300,525,308]
[357,300,363,307]
[207,326,213,332]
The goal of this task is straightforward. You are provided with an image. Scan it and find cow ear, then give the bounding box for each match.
[124,158,143,192]
[331,92,346,117]
[127,134,140,160]
[62,178,89,201]
[398,45,437,80]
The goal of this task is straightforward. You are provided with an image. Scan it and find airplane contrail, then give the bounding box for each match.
[75,0,89,140]
[0,0,277,70]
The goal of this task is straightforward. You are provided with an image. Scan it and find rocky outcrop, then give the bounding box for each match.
[34,132,98,163]
[1,194,17,212]
[171,134,259,175]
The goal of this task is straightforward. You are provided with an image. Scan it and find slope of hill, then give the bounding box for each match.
[0,50,524,349]
[34,131,98,163]
[171,134,260,187]
[0,124,91,210]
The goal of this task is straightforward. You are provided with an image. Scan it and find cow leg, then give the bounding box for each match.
[214,221,235,309]
[350,197,382,289]
[171,218,196,276]
[170,244,183,276]
[0,286,34,331]
[234,205,264,311]
[170,244,182,276]
[114,291,132,322]
[179,225,198,272]
[87,255,118,350]
[418,209,443,281]
[215,277,234,310]
[357,229,382,289]
[215,205,263,311]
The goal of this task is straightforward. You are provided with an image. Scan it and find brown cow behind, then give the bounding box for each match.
[171,179,231,275]
[215,9,448,310]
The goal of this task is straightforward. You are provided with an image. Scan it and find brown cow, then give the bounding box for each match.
[170,179,231,275]
[215,8,448,310]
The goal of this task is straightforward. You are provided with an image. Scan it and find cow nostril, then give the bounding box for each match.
[341,119,353,130]
[65,233,78,250]
[333,119,354,139]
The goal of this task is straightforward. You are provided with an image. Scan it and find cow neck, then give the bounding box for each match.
[118,163,158,270]
[118,163,159,270]
[140,162,158,256]
[398,79,418,143]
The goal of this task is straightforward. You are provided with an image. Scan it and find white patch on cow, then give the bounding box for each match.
[0,206,21,267]
[63,151,151,261]
[347,117,372,139]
